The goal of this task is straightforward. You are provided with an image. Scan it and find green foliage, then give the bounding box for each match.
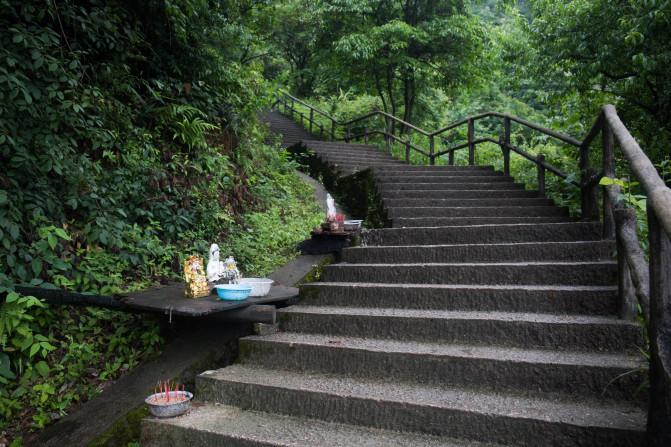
[0,0,320,441]
[269,0,486,126]
[529,0,671,160]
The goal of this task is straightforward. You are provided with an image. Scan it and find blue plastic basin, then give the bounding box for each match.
[214,284,252,301]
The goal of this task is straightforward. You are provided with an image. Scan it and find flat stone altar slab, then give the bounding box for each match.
[121,283,298,317]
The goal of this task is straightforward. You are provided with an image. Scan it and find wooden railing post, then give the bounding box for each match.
[384,118,391,154]
[647,207,671,445]
[345,124,351,143]
[468,119,475,165]
[363,127,368,143]
[603,124,616,239]
[614,208,639,320]
[580,142,599,220]
[429,136,435,165]
[537,153,546,196]
[405,141,411,163]
[502,117,511,176]
[309,109,314,134]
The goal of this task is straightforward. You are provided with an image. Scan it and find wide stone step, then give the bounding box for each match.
[378,182,527,191]
[240,332,645,398]
[386,205,568,218]
[377,175,515,184]
[381,189,541,199]
[375,170,504,177]
[311,147,390,155]
[384,198,554,208]
[318,152,398,161]
[276,306,641,352]
[324,159,404,168]
[392,216,576,227]
[321,262,617,286]
[373,165,497,171]
[304,140,381,150]
[323,159,401,168]
[342,241,614,263]
[362,222,601,245]
[299,283,619,315]
[196,365,646,447]
[142,403,492,447]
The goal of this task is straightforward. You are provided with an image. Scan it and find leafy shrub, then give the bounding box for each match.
[0,1,320,442]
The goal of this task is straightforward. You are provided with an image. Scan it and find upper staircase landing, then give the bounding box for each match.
[261,111,318,148]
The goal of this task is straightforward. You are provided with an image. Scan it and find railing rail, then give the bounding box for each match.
[274,90,671,443]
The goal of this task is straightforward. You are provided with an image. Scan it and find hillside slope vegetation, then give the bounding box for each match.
[0,1,320,441]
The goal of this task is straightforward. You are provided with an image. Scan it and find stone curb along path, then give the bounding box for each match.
[141,111,648,446]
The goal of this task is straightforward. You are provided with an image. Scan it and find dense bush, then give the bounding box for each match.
[0,1,320,441]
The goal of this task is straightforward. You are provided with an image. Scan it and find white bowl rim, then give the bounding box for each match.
[145,390,194,406]
[239,278,274,284]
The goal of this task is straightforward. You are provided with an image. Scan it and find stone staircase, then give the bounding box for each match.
[142,111,647,446]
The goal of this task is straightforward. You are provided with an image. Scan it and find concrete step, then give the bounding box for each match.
[318,152,398,162]
[299,283,619,315]
[363,222,601,245]
[276,306,642,352]
[327,161,405,168]
[386,206,569,218]
[392,216,576,227]
[196,365,646,446]
[312,148,394,157]
[375,170,504,177]
[240,332,645,398]
[304,140,381,151]
[321,261,617,286]
[142,403,496,447]
[377,175,515,184]
[342,241,614,263]
[384,198,555,208]
[326,162,404,170]
[380,189,541,199]
[373,165,497,171]
[378,182,527,191]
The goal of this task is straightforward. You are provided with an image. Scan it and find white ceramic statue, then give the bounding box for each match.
[326,193,336,220]
[222,256,241,283]
[206,243,242,283]
[206,243,225,282]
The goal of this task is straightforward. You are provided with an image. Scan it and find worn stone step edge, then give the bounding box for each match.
[381,190,541,199]
[383,198,555,208]
[277,305,642,352]
[322,261,617,286]
[376,176,515,183]
[386,206,569,218]
[377,182,527,191]
[391,216,576,227]
[362,222,602,245]
[299,282,618,315]
[240,332,645,399]
[196,365,646,447]
[141,403,501,447]
[341,241,614,263]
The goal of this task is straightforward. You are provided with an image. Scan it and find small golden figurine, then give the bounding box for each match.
[183,255,210,298]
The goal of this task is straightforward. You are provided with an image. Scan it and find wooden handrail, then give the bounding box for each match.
[603,105,671,236]
[341,111,431,136]
[280,91,337,122]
